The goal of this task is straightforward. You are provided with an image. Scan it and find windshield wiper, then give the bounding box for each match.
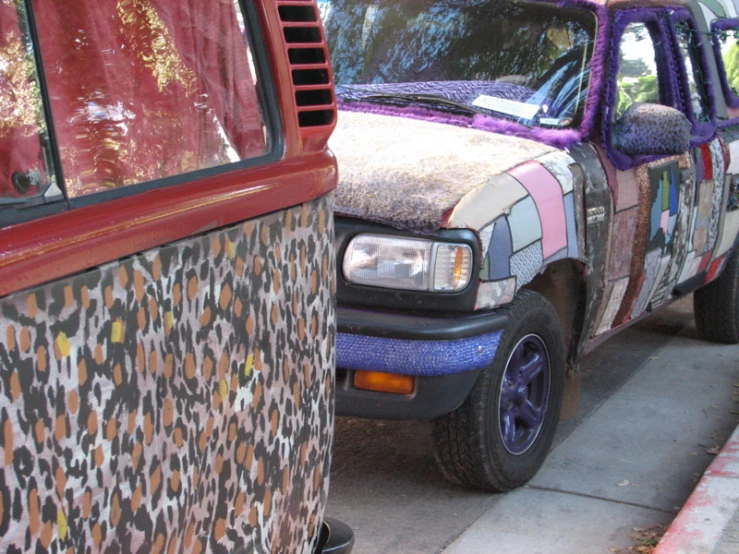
[350,92,485,116]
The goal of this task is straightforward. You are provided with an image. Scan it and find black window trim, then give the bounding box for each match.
[0,0,69,228]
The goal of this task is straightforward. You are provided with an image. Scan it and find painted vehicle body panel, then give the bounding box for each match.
[324,0,739,411]
[0,0,348,552]
[0,196,336,553]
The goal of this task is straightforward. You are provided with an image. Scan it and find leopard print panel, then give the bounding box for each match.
[0,195,335,554]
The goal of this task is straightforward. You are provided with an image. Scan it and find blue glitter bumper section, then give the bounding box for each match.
[336,331,504,377]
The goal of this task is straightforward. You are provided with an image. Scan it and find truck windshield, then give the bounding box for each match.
[320,0,597,128]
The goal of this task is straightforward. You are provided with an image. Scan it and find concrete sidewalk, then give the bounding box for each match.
[441,322,739,554]
[655,424,739,553]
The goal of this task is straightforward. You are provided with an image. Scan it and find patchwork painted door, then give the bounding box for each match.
[595,11,724,336]
[670,16,728,291]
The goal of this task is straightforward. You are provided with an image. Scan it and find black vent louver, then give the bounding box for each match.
[277,1,336,131]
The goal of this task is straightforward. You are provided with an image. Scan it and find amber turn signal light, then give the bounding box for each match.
[353,370,415,395]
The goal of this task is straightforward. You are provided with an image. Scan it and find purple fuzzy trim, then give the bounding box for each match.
[470,115,582,149]
[712,17,739,31]
[603,9,674,170]
[338,101,583,149]
[658,15,684,109]
[338,101,474,128]
[669,8,718,146]
[558,0,609,141]
[530,0,608,139]
[711,19,739,109]
[601,7,717,171]
[337,0,605,150]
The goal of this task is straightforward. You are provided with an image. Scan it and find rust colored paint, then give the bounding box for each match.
[613,163,652,326]
[610,152,690,327]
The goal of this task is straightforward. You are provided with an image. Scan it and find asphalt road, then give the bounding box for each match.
[324,297,738,554]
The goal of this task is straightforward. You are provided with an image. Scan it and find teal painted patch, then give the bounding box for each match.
[700,0,726,17]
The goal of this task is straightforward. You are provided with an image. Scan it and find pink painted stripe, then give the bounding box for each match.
[508,162,567,258]
[660,211,669,234]
[654,425,739,553]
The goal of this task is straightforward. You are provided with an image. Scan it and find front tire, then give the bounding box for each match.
[694,249,739,344]
[432,290,565,492]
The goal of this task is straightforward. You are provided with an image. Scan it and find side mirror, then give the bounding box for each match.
[612,103,692,157]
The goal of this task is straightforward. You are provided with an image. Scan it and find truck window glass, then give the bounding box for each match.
[616,23,661,119]
[32,0,270,198]
[320,0,596,129]
[0,0,58,203]
[673,20,710,122]
[713,24,739,99]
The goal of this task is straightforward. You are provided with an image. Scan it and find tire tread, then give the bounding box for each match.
[432,290,565,492]
[694,250,739,344]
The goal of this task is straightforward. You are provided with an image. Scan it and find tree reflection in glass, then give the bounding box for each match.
[0,0,57,201]
[320,0,596,128]
[715,27,739,96]
[615,22,660,120]
[674,20,709,122]
[32,0,269,197]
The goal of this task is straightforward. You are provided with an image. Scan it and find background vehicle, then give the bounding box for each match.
[322,0,739,492]
[0,0,352,552]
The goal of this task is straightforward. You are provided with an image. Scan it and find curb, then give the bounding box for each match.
[654,424,739,553]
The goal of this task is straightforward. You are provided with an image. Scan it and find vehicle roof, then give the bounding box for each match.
[602,0,739,17]
[604,0,690,9]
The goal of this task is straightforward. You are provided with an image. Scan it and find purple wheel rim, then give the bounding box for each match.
[498,334,551,455]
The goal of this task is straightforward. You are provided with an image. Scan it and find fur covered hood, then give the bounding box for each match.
[330,110,557,233]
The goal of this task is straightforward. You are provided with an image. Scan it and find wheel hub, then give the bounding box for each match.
[498,334,551,455]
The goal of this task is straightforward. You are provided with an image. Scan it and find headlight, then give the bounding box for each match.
[342,234,473,292]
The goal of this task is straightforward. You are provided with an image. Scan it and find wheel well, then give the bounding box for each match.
[522,259,586,360]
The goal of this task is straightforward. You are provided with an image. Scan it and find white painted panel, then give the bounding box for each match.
[448,174,529,230]
[716,210,739,257]
[596,278,629,336]
[537,151,576,195]
[479,223,495,259]
[728,140,739,175]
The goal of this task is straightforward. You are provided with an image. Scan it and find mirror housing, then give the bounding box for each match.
[612,103,692,157]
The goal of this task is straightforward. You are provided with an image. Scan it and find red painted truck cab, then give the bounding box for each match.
[0,1,352,552]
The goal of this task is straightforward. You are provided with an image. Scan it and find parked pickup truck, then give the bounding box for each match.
[321,0,739,492]
[0,0,352,552]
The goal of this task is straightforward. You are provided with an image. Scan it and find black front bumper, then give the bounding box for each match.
[335,367,482,420]
[335,307,509,420]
